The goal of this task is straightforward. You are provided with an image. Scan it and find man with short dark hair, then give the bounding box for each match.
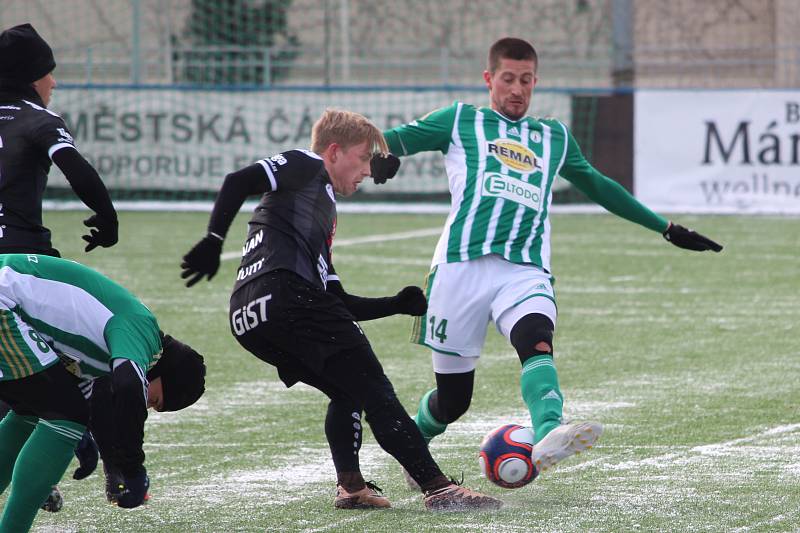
[0,254,206,532]
[181,108,502,512]
[381,37,722,480]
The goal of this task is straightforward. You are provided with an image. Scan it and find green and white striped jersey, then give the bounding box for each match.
[384,101,668,272]
[0,254,161,381]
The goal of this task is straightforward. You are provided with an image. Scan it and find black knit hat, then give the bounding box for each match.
[0,24,56,85]
[147,334,206,412]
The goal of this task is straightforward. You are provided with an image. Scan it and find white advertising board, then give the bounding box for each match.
[635,90,800,214]
[47,88,569,195]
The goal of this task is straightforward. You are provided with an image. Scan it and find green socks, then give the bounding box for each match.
[0,419,85,533]
[414,389,447,444]
[416,355,564,447]
[520,355,563,444]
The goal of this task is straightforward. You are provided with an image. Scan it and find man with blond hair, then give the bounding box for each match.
[181,109,502,511]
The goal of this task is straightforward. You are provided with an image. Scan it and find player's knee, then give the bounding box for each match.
[362,374,402,416]
[510,313,555,365]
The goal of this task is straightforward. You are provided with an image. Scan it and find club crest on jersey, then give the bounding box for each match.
[482,173,542,211]
[487,138,539,174]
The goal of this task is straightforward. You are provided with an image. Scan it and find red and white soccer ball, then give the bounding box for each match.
[478,424,538,489]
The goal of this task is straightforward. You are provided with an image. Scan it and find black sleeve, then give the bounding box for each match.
[51,147,117,222]
[327,278,401,321]
[108,360,148,476]
[88,376,115,463]
[207,164,268,238]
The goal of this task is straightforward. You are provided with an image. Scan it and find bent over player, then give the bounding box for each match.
[181,109,501,511]
[381,37,722,478]
[0,254,206,532]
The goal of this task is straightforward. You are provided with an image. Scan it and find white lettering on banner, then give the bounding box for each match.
[231,295,272,336]
[44,89,570,193]
[635,91,800,213]
[482,173,542,211]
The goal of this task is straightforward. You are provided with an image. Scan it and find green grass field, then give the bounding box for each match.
[7,210,800,532]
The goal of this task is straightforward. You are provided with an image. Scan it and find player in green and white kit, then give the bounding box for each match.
[0,254,206,532]
[383,38,722,478]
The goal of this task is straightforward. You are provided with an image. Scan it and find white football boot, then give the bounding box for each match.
[532,421,603,474]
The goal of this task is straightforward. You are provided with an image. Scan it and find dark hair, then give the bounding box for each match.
[488,37,538,73]
[146,334,206,412]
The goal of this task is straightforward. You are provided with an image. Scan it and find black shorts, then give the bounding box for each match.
[230,270,369,384]
[0,363,90,424]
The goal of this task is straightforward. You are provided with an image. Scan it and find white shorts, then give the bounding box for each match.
[411,254,557,374]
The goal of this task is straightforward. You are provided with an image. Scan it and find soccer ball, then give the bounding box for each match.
[478,424,538,489]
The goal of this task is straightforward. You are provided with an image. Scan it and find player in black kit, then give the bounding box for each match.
[0,23,119,511]
[0,23,118,256]
[181,109,502,511]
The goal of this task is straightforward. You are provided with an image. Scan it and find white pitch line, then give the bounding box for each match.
[558,422,800,474]
[221,227,441,261]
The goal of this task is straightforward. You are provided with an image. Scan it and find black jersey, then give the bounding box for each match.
[0,95,76,249]
[232,149,338,293]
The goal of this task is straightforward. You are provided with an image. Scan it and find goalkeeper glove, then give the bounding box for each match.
[371,154,401,184]
[82,214,119,252]
[72,431,99,480]
[107,466,150,508]
[662,222,723,252]
[181,233,224,287]
[393,286,428,316]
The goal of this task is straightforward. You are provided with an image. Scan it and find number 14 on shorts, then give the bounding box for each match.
[428,316,448,343]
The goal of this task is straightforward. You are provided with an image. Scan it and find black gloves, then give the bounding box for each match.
[106,464,150,508]
[181,233,224,287]
[371,154,401,184]
[72,431,99,480]
[663,222,723,252]
[393,286,428,316]
[82,214,118,252]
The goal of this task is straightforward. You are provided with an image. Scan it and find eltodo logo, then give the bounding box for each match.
[483,173,542,211]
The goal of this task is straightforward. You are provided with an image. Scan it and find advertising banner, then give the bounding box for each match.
[635,90,800,213]
[48,88,569,195]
